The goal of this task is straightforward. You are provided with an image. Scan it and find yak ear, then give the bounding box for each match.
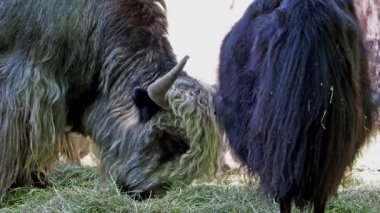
[133,87,162,123]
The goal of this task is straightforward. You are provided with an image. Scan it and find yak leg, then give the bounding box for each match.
[313,198,327,213]
[279,197,292,213]
[31,170,53,188]
[0,57,66,200]
[11,170,52,189]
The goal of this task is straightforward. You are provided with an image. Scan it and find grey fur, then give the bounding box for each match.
[85,76,222,194]
[0,0,222,200]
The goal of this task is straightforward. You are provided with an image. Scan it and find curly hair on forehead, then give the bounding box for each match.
[97,76,222,196]
[150,77,221,182]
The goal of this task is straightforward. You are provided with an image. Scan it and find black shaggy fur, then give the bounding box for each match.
[215,0,376,212]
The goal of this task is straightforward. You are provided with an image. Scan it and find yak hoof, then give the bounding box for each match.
[31,171,52,189]
[280,199,291,213]
[10,171,52,189]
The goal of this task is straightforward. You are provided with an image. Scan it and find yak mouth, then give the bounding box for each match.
[121,182,172,200]
[120,130,189,200]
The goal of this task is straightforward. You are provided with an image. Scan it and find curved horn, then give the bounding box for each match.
[147,56,189,109]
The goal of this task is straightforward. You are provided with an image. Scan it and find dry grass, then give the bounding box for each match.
[0,164,379,213]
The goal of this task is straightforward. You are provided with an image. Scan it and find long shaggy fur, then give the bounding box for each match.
[216,0,376,211]
[85,76,221,194]
[0,54,66,197]
[0,0,221,200]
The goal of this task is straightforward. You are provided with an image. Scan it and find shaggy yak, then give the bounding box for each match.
[59,133,92,165]
[215,0,376,212]
[0,0,222,200]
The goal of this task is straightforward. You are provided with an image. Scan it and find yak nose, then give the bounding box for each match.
[120,184,146,200]
[120,184,132,193]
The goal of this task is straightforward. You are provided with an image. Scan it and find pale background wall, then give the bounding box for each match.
[166,0,252,84]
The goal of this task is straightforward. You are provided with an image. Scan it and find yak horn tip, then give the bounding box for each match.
[147,55,190,110]
[181,55,190,64]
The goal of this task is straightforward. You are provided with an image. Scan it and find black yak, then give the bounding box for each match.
[215,0,376,212]
[0,0,222,200]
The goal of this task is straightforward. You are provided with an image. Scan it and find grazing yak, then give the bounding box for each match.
[59,133,92,165]
[0,0,222,200]
[215,0,376,212]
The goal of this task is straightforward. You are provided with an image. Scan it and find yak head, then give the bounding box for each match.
[86,57,222,199]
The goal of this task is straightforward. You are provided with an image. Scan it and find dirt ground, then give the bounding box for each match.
[353,134,380,184]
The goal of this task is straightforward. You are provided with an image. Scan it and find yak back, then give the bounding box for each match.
[0,0,176,131]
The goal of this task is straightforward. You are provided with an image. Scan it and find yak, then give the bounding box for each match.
[0,0,222,200]
[215,0,376,212]
[59,132,92,165]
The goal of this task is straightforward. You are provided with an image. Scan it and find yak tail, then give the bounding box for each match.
[250,0,375,203]
[0,55,66,200]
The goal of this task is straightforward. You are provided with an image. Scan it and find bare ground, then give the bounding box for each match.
[353,134,380,184]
